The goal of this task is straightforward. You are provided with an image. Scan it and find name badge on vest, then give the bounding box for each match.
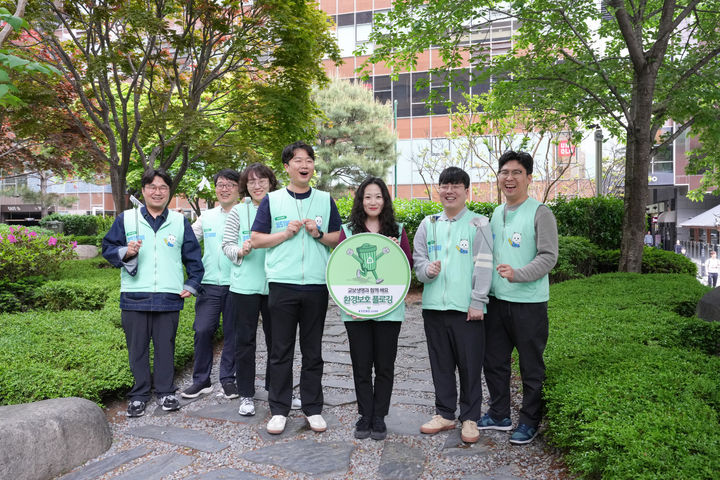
[241,230,250,242]
[274,215,289,229]
[203,227,217,238]
[126,231,145,242]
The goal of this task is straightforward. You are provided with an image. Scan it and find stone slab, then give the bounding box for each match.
[189,468,273,480]
[322,376,356,390]
[462,465,524,480]
[323,392,357,406]
[442,429,492,457]
[113,453,194,480]
[323,351,353,365]
[0,397,112,480]
[385,408,432,437]
[128,425,229,453]
[390,394,435,407]
[243,440,353,477]
[393,380,435,393]
[377,441,424,480]
[323,325,347,336]
[256,413,340,442]
[189,402,269,425]
[59,446,150,480]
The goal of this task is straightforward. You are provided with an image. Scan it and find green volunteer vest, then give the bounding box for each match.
[265,188,331,285]
[340,223,405,322]
[121,209,185,293]
[421,211,482,311]
[200,206,232,286]
[490,197,549,302]
[229,201,268,295]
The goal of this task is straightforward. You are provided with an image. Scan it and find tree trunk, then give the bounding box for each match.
[109,165,128,215]
[619,71,655,273]
[39,172,49,218]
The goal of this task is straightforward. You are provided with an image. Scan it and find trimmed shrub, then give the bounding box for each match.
[549,195,624,250]
[547,274,719,479]
[69,234,102,246]
[33,281,109,311]
[550,236,598,283]
[0,276,44,313]
[597,247,697,276]
[40,213,98,235]
[0,226,77,283]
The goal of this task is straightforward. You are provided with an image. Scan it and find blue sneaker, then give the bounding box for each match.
[477,413,512,431]
[509,423,539,444]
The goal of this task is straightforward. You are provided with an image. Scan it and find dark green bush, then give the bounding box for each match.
[549,195,624,250]
[0,276,44,313]
[33,281,109,311]
[675,318,720,356]
[597,247,697,276]
[40,213,98,235]
[550,236,598,283]
[547,274,719,479]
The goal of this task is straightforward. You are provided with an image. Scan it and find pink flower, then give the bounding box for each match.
[0,233,3,241]
[9,226,15,233]
[8,234,16,243]
[72,241,77,249]
[48,237,57,246]
[29,231,37,238]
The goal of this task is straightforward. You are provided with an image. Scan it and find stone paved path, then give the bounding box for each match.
[59,298,572,480]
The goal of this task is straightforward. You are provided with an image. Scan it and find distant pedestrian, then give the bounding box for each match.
[674,240,682,254]
[706,250,719,287]
[644,231,653,247]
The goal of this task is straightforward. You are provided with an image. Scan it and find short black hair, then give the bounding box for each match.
[141,169,172,188]
[498,151,534,175]
[438,166,470,188]
[281,141,314,164]
[213,168,240,185]
[239,163,279,197]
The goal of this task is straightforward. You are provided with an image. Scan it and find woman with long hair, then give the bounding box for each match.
[339,176,413,440]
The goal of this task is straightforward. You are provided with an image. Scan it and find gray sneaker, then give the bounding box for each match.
[291,394,301,410]
[238,397,255,416]
[159,394,180,411]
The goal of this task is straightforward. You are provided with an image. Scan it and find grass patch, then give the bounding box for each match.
[546,273,719,479]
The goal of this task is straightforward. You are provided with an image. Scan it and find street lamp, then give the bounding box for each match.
[594,126,603,197]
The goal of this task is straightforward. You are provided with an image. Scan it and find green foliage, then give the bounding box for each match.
[548,196,624,250]
[313,79,397,196]
[547,274,720,479]
[597,247,697,276]
[33,281,108,311]
[675,318,720,356]
[40,213,98,235]
[550,236,598,284]
[0,225,76,283]
[0,276,44,313]
[69,234,101,246]
[95,215,115,237]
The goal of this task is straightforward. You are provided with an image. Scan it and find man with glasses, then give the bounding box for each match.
[251,141,341,435]
[478,151,558,445]
[413,166,493,444]
[102,169,204,418]
[181,169,242,399]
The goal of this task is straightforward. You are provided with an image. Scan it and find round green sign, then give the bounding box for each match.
[326,233,411,319]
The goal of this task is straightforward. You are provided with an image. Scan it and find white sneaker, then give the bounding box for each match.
[291,394,301,410]
[306,414,327,432]
[267,415,287,434]
[238,397,255,416]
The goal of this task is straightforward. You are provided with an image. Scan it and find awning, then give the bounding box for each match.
[657,210,676,223]
[679,204,720,228]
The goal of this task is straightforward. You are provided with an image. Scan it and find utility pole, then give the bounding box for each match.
[594,127,603,197]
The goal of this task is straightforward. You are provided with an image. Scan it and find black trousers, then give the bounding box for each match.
[345,320,402,418]
[267,284,328,416]
[232,292,272,397]
[121,310,179,401]
[422,309,484,422]
[484,296,548,428]
[191,284,235,385]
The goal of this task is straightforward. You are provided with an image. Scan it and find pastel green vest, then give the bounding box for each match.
[421,211,482,311]
[230,202,268,295]
[121,209,185,293]
[265,188,331,285]
[490,197,549,302]
[340,223,405,322]
[200,206,232,286]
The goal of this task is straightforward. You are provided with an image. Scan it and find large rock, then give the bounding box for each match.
[74,245,99,259]
[696,287,720,322]
[0,397,112,480]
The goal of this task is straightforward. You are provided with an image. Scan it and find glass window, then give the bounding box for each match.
[337,13,354,27]
[356,23,372,43]
[450,69,470,105]
[394,73,411,118]
[356,11,373,24]
[374,75,391,92]
[374,90,392,105]
[336,25,355,57]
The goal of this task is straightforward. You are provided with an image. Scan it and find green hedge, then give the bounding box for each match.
[546,274,719,479]
[40,213,99,235]
[597,246,697,276]
[549,195,624,250]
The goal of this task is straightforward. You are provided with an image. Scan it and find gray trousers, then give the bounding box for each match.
[484,296,548,428]
[422,309,485,422]
[121,310,180,401]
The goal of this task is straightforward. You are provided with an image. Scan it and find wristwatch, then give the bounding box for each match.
[315,230,324,240]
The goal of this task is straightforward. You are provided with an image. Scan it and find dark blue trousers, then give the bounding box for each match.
[121,310,179,401]
[191,284,235,385]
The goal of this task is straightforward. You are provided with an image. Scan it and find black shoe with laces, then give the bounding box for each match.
[159,394,180,411]
[370,416,387,441]
[222,381,239,399]
[354,416,371,439]
[181,381,213,398]
[127,400,146,417]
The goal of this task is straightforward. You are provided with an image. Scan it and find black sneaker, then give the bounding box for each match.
[159,394,180,411]
[370,416,387,441]
[222,381,239,399]
[181,381,213,399]
[354,416,371,439]
[127,400,146,417]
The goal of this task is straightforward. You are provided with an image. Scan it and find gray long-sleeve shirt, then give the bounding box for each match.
[501,203,558,283]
